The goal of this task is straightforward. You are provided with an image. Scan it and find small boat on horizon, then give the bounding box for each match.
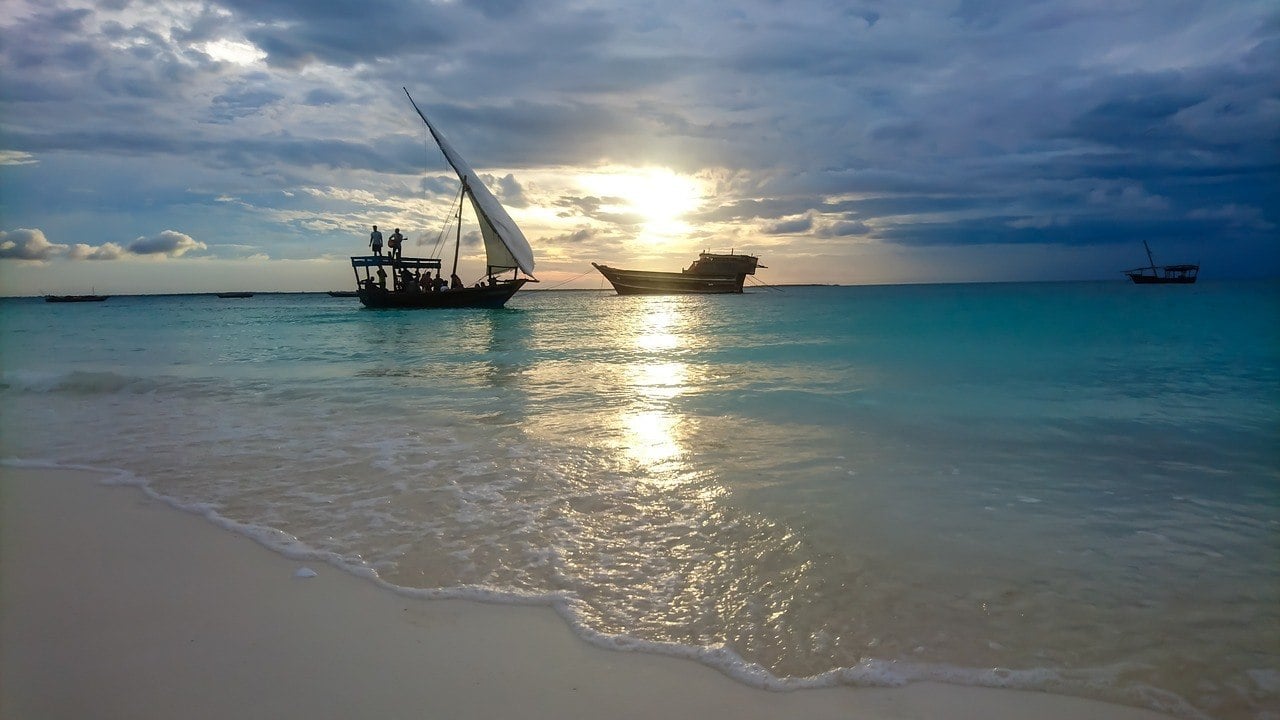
[216,292,254,298]
[1124,241,1199,284]
[347,88,536,310]
[592,251,765,295]
[45,294,109,303]
[327,290,359,297]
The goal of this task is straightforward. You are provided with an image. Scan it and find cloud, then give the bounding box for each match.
[68,242,127,260]
[207,86,285,123]
[765,216,814,235]
[0,228,211,262]
[0,151,38,166]
[127,231,208,258]
[0,229,68,260]
[825,220,873,237]
[1188,204,1276,230]
[0,0,1275,287]
[495,173,529,208]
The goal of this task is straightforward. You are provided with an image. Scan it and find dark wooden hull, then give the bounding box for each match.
[216,292,254,298]
[45,295,109,303]
[358,279,528,309]
[1126,273,1197,284]
[327,291,359,297]
[592,263,746,295]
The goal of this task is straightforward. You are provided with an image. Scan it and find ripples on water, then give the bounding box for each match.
[1,283,1277,719]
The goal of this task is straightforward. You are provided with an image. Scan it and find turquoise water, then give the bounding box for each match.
[2,282,1277,719]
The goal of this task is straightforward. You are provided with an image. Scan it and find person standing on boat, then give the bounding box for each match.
[369,225,383,256]
[388,228,405,260]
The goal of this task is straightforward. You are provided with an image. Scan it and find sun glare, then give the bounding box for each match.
[201,39,266,66]
[577,167,704,242]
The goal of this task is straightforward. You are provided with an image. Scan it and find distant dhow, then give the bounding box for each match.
[45,294,109,303]
[592,251,765,295]
[1124,241,1198,284]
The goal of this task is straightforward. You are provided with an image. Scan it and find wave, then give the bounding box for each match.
[1,370,162,395]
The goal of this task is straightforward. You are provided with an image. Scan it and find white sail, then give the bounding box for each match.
[404,89,536,278]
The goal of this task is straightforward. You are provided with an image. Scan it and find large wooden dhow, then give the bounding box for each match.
[592,252,764,295]
[349,89,537,309]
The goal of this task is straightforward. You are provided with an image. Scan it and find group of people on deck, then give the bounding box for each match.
[368,225,405,259]
[360,268,464,294]
[365,224,490,293]
[402,267,465,293]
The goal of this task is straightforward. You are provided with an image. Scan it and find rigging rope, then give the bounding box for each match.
[539,268,598,291]
[746,275,785,292]
[426,185,465,260]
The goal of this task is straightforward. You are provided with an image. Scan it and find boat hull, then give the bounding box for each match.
[592,264,747,295]
[1126,273,1197,284]
[45,295,109,303]
[357,279,528,309]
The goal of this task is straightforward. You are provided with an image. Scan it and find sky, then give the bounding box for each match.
[1,0,1277,295]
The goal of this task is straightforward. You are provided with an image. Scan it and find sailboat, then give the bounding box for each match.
[1123,240,1199,284]
[349,88,537,309]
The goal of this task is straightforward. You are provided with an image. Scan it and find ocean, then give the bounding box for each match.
[1,281,1276,719]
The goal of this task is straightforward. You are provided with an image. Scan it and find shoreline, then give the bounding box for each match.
[1,466,1177,720]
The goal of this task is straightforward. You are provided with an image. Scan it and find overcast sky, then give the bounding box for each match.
[1,0,1277,294]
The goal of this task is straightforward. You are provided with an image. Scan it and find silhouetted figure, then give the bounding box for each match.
[451,273,463,290]
[369,225,383,256]
[388,228,404,260]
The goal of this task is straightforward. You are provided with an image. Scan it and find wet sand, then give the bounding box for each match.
[0,466,1175,720]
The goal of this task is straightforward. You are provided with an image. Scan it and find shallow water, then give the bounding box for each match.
[2,282,1277,719]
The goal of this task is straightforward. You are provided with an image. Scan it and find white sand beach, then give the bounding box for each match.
[1,466,1176,720]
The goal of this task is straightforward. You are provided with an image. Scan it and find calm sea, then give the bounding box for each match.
[2,282,1277,719]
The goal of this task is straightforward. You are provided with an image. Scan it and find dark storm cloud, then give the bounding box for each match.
[221,0,456,69]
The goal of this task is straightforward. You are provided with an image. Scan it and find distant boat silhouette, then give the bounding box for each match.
[216,292,254,298]
[327,290,358,297]
[45,294,109,303]
[593,251,765,294]
[1124,241,1198,284]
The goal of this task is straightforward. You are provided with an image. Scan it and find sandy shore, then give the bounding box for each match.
[1,466,1175,720]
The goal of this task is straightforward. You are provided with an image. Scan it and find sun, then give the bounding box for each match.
[577,167,704,242]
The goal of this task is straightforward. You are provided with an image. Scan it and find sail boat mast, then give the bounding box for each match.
[453,182,464,278]
[1143,239,1157,269]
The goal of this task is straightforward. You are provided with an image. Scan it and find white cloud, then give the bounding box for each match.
[0,151,37,166]
[127,230,208,258]
[0,229,68,261]
[68,242,128,260]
